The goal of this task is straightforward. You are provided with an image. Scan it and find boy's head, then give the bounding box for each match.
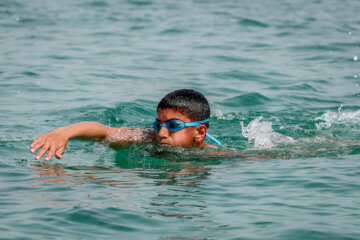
[157,89,210,128]
[154,89,212,148]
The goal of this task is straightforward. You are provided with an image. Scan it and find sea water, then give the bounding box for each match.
[1,0,360,239]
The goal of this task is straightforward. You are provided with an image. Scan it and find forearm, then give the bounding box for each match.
[60,122,112,141]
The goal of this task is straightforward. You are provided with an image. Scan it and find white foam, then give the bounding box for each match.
[315,109,360,129]
[241,117,294,149]
[213,109,238,121]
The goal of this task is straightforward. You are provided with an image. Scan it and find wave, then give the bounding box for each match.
[222,93,271,107]
[238,18,269,28]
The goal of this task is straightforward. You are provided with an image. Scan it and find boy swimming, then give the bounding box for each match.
[30,89,222,161]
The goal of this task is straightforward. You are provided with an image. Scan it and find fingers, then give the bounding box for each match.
[30,136,45,154]
[44,145,56,161]
[34,143,65,161]
[30,137,41,149]
[55,146,66,159]
[35,142,50,160]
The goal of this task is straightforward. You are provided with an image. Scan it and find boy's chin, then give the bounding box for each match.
[156,142,183,149]
[157,141,194,148]
[159,142,172,147]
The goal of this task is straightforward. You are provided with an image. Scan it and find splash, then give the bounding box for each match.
[240,117,294,149]
[315,109,360,130]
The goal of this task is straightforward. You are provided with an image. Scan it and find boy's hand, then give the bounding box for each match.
[30,128,69,161]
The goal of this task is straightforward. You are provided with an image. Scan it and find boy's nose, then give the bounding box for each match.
[158,126,169,138]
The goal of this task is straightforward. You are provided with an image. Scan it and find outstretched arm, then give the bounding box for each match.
[30,122,155,161]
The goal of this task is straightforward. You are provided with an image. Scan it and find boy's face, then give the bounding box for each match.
[155,108,203,148]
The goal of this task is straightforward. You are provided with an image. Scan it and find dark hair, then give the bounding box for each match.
[157,89,210,128]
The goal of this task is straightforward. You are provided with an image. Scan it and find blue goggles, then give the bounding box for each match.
[152,118,222,146]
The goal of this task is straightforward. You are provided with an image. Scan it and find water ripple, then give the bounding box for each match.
[238,18,270,28]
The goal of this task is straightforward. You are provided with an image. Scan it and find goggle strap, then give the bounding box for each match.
[184,118,209,127]
[206,133,222,146]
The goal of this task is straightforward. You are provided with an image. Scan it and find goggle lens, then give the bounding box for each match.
[153,119,186,132]
[168,120,183,131]
[153,121,162,132]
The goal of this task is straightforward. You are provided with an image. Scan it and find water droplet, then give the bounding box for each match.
[338,104,343,112]
[354,56,358,61]
[16,17,20,22]
[349,32,352,35]
[355,75,358,79]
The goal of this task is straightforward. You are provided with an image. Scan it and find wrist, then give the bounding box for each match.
[57,126,71,140]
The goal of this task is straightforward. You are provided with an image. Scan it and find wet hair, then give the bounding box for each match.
[157,89,210,128]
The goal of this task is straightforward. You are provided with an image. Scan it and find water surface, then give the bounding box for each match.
[1,0,360,239]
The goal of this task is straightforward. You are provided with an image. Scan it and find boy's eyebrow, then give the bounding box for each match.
[155,118,183,122]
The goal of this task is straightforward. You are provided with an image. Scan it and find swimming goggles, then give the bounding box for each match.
[152,118,222,146]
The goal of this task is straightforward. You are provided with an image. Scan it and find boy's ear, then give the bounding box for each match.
[195,125,207,143]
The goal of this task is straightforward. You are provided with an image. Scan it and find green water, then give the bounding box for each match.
[1,0,360,239]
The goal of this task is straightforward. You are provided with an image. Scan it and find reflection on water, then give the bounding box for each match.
[31,154,214,221]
